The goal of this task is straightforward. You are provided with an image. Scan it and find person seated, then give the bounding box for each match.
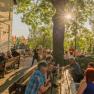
[77,68,94,94]
[25,61,51,94]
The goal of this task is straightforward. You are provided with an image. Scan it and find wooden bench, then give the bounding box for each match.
[6,56,20,69]
[9,65,37,94]
[0,56,20,78]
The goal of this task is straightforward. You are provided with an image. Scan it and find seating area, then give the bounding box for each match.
[7,49,94,94]
[1,47,94,94]
[0,56,20,78]
[8,65,79,94]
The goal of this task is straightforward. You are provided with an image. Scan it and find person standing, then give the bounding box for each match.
[32,48,39,66]
[25,61,51,94]
[69,58,83,82]
[87,62,94,68]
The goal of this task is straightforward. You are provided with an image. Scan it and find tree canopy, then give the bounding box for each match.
[16,0,94,52]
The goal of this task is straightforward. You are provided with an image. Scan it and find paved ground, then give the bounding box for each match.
[0,56,34,94]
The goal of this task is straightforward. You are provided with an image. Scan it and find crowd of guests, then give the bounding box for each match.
[25,48,54,94]
[0,45,94,94]
[25,47,94,94]
[64,55,94,94]
[66,51,94,94]
[64,50,87,60]
[0,45,92,94]
[25,61,52,94]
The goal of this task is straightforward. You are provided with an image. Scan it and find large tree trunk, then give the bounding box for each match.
[51,0,68,66]
[53,14,65,66]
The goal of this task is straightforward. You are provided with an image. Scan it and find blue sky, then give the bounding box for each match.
[12,9,29,38]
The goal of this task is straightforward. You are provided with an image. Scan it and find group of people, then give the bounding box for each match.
[31,48,53,66]
[64,50,86,60]
[26,47,82,94]
[24,47,94,94]
[25,48,54,94]
[64,57,94,94]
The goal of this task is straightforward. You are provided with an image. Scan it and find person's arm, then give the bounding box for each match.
[77,80,87,94]
[37,76,51,94]
[39,82,51,93]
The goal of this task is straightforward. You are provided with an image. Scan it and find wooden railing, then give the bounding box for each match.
[48,67,77,94]
[8,65,78,94]
[60,68,77,94]
[8,65,37,94]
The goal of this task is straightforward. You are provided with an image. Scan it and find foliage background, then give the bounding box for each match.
[16,0,94,53]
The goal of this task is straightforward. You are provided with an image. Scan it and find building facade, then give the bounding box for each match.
[0,0,13,52]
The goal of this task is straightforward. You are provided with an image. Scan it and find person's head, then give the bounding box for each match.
[38,61,48,74]
[70,51,73,55]
[69,58,76,64]
[88,62,94,68]
[46,49,51,55]
[48,58,55,71]
[85,68,94,83]
[65,51,68,54]
[47,61,54,72]
[46,55,53,63]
